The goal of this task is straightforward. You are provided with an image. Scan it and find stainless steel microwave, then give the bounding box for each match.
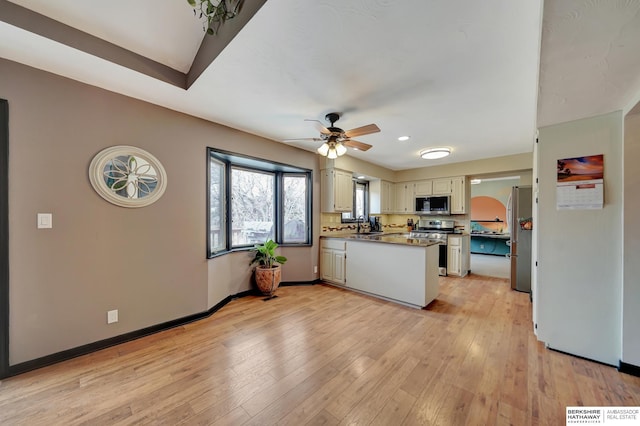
[415,195,450,215]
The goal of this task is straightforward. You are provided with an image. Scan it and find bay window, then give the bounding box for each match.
[208,148,311,257]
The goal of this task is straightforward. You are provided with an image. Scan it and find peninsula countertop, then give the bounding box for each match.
[321,232,440,247]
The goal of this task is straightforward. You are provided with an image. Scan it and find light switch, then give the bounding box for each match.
[37,213,52,229]
[107,310,118,324]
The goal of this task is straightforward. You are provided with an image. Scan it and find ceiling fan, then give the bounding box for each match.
[284,112,380,159]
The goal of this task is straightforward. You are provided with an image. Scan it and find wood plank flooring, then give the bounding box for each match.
[1,275,639,425]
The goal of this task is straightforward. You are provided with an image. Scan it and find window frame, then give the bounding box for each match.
[208,155,227,255]
[279,173,311,244]
[207,148,312,258]
[341,179,369,223]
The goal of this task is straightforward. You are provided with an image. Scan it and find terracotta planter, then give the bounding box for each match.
[254,265,282,297]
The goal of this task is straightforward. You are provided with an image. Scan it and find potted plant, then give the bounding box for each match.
[250,239,287,298]
[187,0,242,35]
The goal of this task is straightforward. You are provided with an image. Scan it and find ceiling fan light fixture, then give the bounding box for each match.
[420,148,451,160]
[336,143,347,156]
[327,148,338,159]
[317,143,330,156]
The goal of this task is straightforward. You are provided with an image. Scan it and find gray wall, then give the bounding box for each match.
[623,109,640,366]
[536,111,623,366]
[1,58,318,365]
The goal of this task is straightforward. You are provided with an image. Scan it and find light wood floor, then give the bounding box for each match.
[470,253,510,279]
[1,275,639,425]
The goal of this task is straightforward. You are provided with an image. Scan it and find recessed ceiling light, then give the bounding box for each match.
[357,175,366,179]
[398,136,410,141]
[420,148,451,160]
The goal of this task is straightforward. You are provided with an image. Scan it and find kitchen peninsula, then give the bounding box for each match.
[320,234,440,308]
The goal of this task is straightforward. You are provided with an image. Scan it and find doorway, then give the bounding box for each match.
[1,99,8,378]
[469,175,520,279]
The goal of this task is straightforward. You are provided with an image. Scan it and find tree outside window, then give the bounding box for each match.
[231,168,274,246]
[283,175,308,243]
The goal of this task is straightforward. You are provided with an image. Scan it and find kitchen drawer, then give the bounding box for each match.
[321,239,347,251]
[448,235,461,246]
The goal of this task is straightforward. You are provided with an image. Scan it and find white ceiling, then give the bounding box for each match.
[1,0,640,170]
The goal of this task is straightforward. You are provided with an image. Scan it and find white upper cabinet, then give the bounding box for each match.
[414,180,433,196]
[394,182,415,213]
[432,178,452,194]
[450,176,467,214]
[370,180,394,214]
[321,168,353,212]
[328,173,465,215]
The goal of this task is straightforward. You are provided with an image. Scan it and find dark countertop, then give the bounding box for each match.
[470,232,511,240]
[321,233,440,247]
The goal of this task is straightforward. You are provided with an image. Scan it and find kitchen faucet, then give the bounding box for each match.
[356,215,364,233]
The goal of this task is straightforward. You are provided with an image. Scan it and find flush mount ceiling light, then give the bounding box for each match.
[398,136,410,141]
[420,148,451,160]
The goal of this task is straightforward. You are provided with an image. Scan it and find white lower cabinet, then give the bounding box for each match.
[320,240,346,285]
[346,240,439,308]
[447,234,470,277]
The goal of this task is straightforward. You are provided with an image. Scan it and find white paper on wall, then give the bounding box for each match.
[556,181,603,210]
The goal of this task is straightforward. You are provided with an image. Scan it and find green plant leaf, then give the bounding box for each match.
[187,0,196,7]
[249,239,287,268]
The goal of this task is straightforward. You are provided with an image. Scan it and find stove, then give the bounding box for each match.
[411,219,455,240]
[409,219,455,275]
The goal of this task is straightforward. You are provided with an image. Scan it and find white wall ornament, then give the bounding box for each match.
[89,145,167,208]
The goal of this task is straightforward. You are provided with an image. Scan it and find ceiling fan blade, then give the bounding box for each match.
[343,139,372,151]
[304,119,331,135]
[283,137,324,142]
[344,124,380,138]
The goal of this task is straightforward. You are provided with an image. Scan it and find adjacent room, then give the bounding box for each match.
[469,176,521,280]
[1,0,640,424]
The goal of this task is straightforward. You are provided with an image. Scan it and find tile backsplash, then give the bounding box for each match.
[320,213,469,235]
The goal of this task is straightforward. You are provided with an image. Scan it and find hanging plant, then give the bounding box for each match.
[187,0,243,35]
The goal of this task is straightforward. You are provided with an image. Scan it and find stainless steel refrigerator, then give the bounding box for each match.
[507,186,532,293]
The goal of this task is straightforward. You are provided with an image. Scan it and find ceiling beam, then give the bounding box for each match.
[0,0,187,88]
[187,0,268,88]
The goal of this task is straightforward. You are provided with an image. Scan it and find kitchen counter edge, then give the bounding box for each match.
[320,233,440,247]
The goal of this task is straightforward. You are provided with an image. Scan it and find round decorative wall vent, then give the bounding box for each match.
[89,145,167,208]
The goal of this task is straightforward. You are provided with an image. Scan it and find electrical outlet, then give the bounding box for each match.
[314,266,318,274]
[107,309,118,324]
